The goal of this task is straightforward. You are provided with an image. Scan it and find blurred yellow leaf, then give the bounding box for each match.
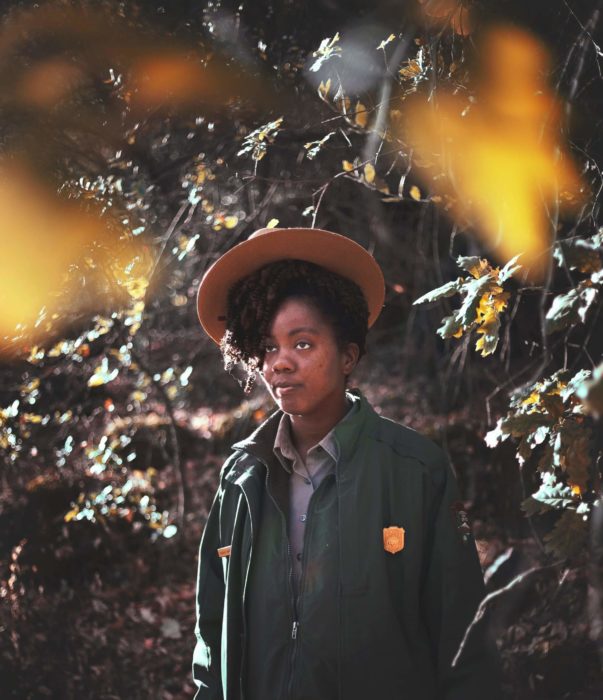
[88,358,118,388]
[364,163,376,184]
[404,25,586,282]
[342,160,355,172]
[64,507,79,523]
[17,58,85,107]
[23,413,43,424]
[418,0,473,36]
[0,163,150,349]
[409,185,422,201]
[224,216,238,229]
[266,218,279,228]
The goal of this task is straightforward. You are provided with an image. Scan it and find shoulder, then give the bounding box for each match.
[370,413,449,487]
[218,449,250,483]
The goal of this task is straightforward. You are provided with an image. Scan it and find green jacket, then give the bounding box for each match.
[192,389,502,700]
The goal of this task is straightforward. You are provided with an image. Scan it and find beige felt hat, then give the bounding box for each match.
[196,226,385,345]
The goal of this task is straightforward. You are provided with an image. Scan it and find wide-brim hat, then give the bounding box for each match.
[196,227,385,345]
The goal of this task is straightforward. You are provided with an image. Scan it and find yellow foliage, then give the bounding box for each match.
[409,185,422,201]
[0,163,150,348]
[318,78,331,100]
[354,101,369,128]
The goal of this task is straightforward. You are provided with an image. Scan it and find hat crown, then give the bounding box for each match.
[196,226,385,345]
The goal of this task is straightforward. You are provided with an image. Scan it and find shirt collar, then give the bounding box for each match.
[273,397,358,472]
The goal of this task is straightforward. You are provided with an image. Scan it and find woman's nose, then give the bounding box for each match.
[267,349,294,374]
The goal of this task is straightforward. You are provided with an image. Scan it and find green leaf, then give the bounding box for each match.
[413,278,462,305]
[498,253,523,283]
[560,368,592,403]
[457,275,493,327]
[552,419,592,491]
[455,255,483,273]
[237,117,284,161]
[304,131,336,160]
[553,232,602,274]
[500,412,554,439]
[543,509,588,560]
[436,314,463,339]
[545,282,599,334]
[484,417,507,448]
[309,33,342,72]
[576,361,603,417]
[521,471,574,516]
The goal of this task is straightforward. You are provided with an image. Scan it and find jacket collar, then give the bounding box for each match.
[229,387,378,472]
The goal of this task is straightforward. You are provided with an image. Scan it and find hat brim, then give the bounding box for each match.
[196,227,385,345]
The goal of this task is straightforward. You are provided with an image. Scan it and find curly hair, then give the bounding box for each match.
[219,259,370,394]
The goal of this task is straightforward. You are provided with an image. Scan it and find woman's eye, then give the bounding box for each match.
[264,344,276,353]
[296,341,311,350]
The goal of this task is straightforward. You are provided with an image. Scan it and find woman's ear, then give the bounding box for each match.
[342,342,360,376]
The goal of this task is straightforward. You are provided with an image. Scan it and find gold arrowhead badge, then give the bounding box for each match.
[383,526,405,554]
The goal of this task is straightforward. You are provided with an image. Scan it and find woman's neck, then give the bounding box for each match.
[288,393,349,458]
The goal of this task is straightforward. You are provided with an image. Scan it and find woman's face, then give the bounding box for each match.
[260,297,358,419]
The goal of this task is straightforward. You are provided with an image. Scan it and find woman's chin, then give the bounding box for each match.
[275,395,306,415]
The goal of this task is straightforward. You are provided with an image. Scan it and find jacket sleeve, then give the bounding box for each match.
[192,483,225,700]
[421,449,504,700]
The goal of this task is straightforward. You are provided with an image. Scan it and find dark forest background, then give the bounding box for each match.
[0,0,602,698]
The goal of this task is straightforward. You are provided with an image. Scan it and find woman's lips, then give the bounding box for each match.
[275,385,300,395]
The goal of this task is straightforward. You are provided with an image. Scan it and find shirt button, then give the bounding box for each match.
[300,514,307,522]
[304,478,311,485]
[296,552,302,561]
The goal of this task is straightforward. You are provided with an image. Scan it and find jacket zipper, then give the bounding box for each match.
[286,473,334,699]
[286,532,299,699]
[264,471,299,700]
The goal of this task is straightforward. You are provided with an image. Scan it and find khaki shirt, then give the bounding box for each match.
[272,398,358,593]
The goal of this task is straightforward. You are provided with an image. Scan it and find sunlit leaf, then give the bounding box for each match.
[304,132,336,160]
[377,34,397,51]
[409,185,421,201]
[364,163,376,184]
[553,231,602,274]
[354,102,369,129]
[309,33,342,72]
[88,358,119,388]
[545,282,599,334]
[237,117,284,161]
[413,278,462,304]
[575,362,603,418]
[318,78,331,101]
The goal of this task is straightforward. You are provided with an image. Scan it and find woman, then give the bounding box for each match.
[192,226,502,700]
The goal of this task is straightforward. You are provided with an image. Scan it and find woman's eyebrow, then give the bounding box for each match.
[265,326,320,339]
[288,326,320,336]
